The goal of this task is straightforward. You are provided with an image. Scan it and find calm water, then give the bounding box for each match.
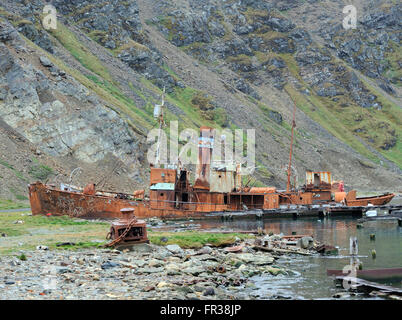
[192,217,402,299]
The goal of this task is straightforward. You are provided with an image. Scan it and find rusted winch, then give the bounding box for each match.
[106,207,149,247]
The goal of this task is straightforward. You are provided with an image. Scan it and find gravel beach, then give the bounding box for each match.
[0,241,289,300]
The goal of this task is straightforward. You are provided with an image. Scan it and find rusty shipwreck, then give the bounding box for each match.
[28,93,394,219]
[28,128,394,220]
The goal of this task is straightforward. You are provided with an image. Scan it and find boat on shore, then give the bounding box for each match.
[28,155,394,220]
[345,191,395,206]
[28,93,395,220]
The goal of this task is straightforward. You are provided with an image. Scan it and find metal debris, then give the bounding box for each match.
[105,208,149,248]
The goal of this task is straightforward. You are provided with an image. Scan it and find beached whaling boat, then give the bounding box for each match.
[28,93,395,220]
[29,133,394,220]
[344,191,395,207]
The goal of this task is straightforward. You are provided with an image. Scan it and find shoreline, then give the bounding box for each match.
[0,242,298,300]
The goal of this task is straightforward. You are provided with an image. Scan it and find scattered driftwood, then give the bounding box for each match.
[253,245,312,256]
[224,245,244,253]
[202,230,260,234]
[282,235,313,239]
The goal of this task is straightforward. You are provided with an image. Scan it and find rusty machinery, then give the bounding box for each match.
[105,207,149,247]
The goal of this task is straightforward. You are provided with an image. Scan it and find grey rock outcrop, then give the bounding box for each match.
[0,20,144,179]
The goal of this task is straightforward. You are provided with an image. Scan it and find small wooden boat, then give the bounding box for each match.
[327,268,402,281]
[346,191,395,207]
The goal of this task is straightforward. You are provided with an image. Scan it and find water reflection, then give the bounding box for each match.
[194,217,402,299]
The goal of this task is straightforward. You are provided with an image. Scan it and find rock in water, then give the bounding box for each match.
[298,236,314,249]
[266,267,285,276]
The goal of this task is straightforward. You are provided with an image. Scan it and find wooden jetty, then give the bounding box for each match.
[357,212,402,226]
[328,268,402,282]
[205,204,402,220]
[334,276,402,297]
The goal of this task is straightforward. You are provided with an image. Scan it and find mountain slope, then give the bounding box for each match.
[0,0,401,201]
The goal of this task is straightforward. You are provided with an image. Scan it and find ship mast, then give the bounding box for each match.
[286,102,296,193]
[154,87,165,168]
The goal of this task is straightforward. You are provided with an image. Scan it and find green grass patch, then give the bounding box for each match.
[168,87,219,129]
[87,30,108,43]
[181,42,210,62]
[358,78,402,167]
[243,7,270,23]
[0,159,28,182]
[14,194,28,201]
[148,230,253,248]
[384,40,400,85]
[279,53,301,80]
[0,211,110,255]
[284,83,381,165]
[22,31,157,134]
[28,163,53,181]
[0,199,28,210]
[157,16,178,41]
[226,54,253,67]
[0,7,19,23]
[112,39,150,55]
[18,253,27,261]
[49,22,113,82]
[257,165,273,179]
[54,241,107,251]
[241,175,265,188]
[131,76,227,134]
[0,211,255,254]
[212,107,228,127]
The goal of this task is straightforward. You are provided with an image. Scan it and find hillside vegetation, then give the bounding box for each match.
[0,0,401,202]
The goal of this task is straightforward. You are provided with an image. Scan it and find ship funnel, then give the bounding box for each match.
[194,126,214,190]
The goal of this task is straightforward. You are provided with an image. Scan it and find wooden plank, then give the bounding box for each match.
[253,245,312,256]
[335,276,402,295]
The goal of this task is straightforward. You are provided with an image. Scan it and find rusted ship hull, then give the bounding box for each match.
[27,126,395,220]
[28,182,316,220]
[29,182,137,219]
[28,181,396,220]
[28,182,208,220]
[346,193,395,207]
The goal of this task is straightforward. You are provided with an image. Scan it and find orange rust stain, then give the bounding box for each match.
[249,187,276,193]
[150,168,177,185]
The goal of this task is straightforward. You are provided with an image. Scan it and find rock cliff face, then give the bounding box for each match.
[0,0,401,200]
[0,18,148,199]
[0,27,136,162]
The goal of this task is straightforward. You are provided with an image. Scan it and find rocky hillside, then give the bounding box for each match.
[0,0,401,201]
